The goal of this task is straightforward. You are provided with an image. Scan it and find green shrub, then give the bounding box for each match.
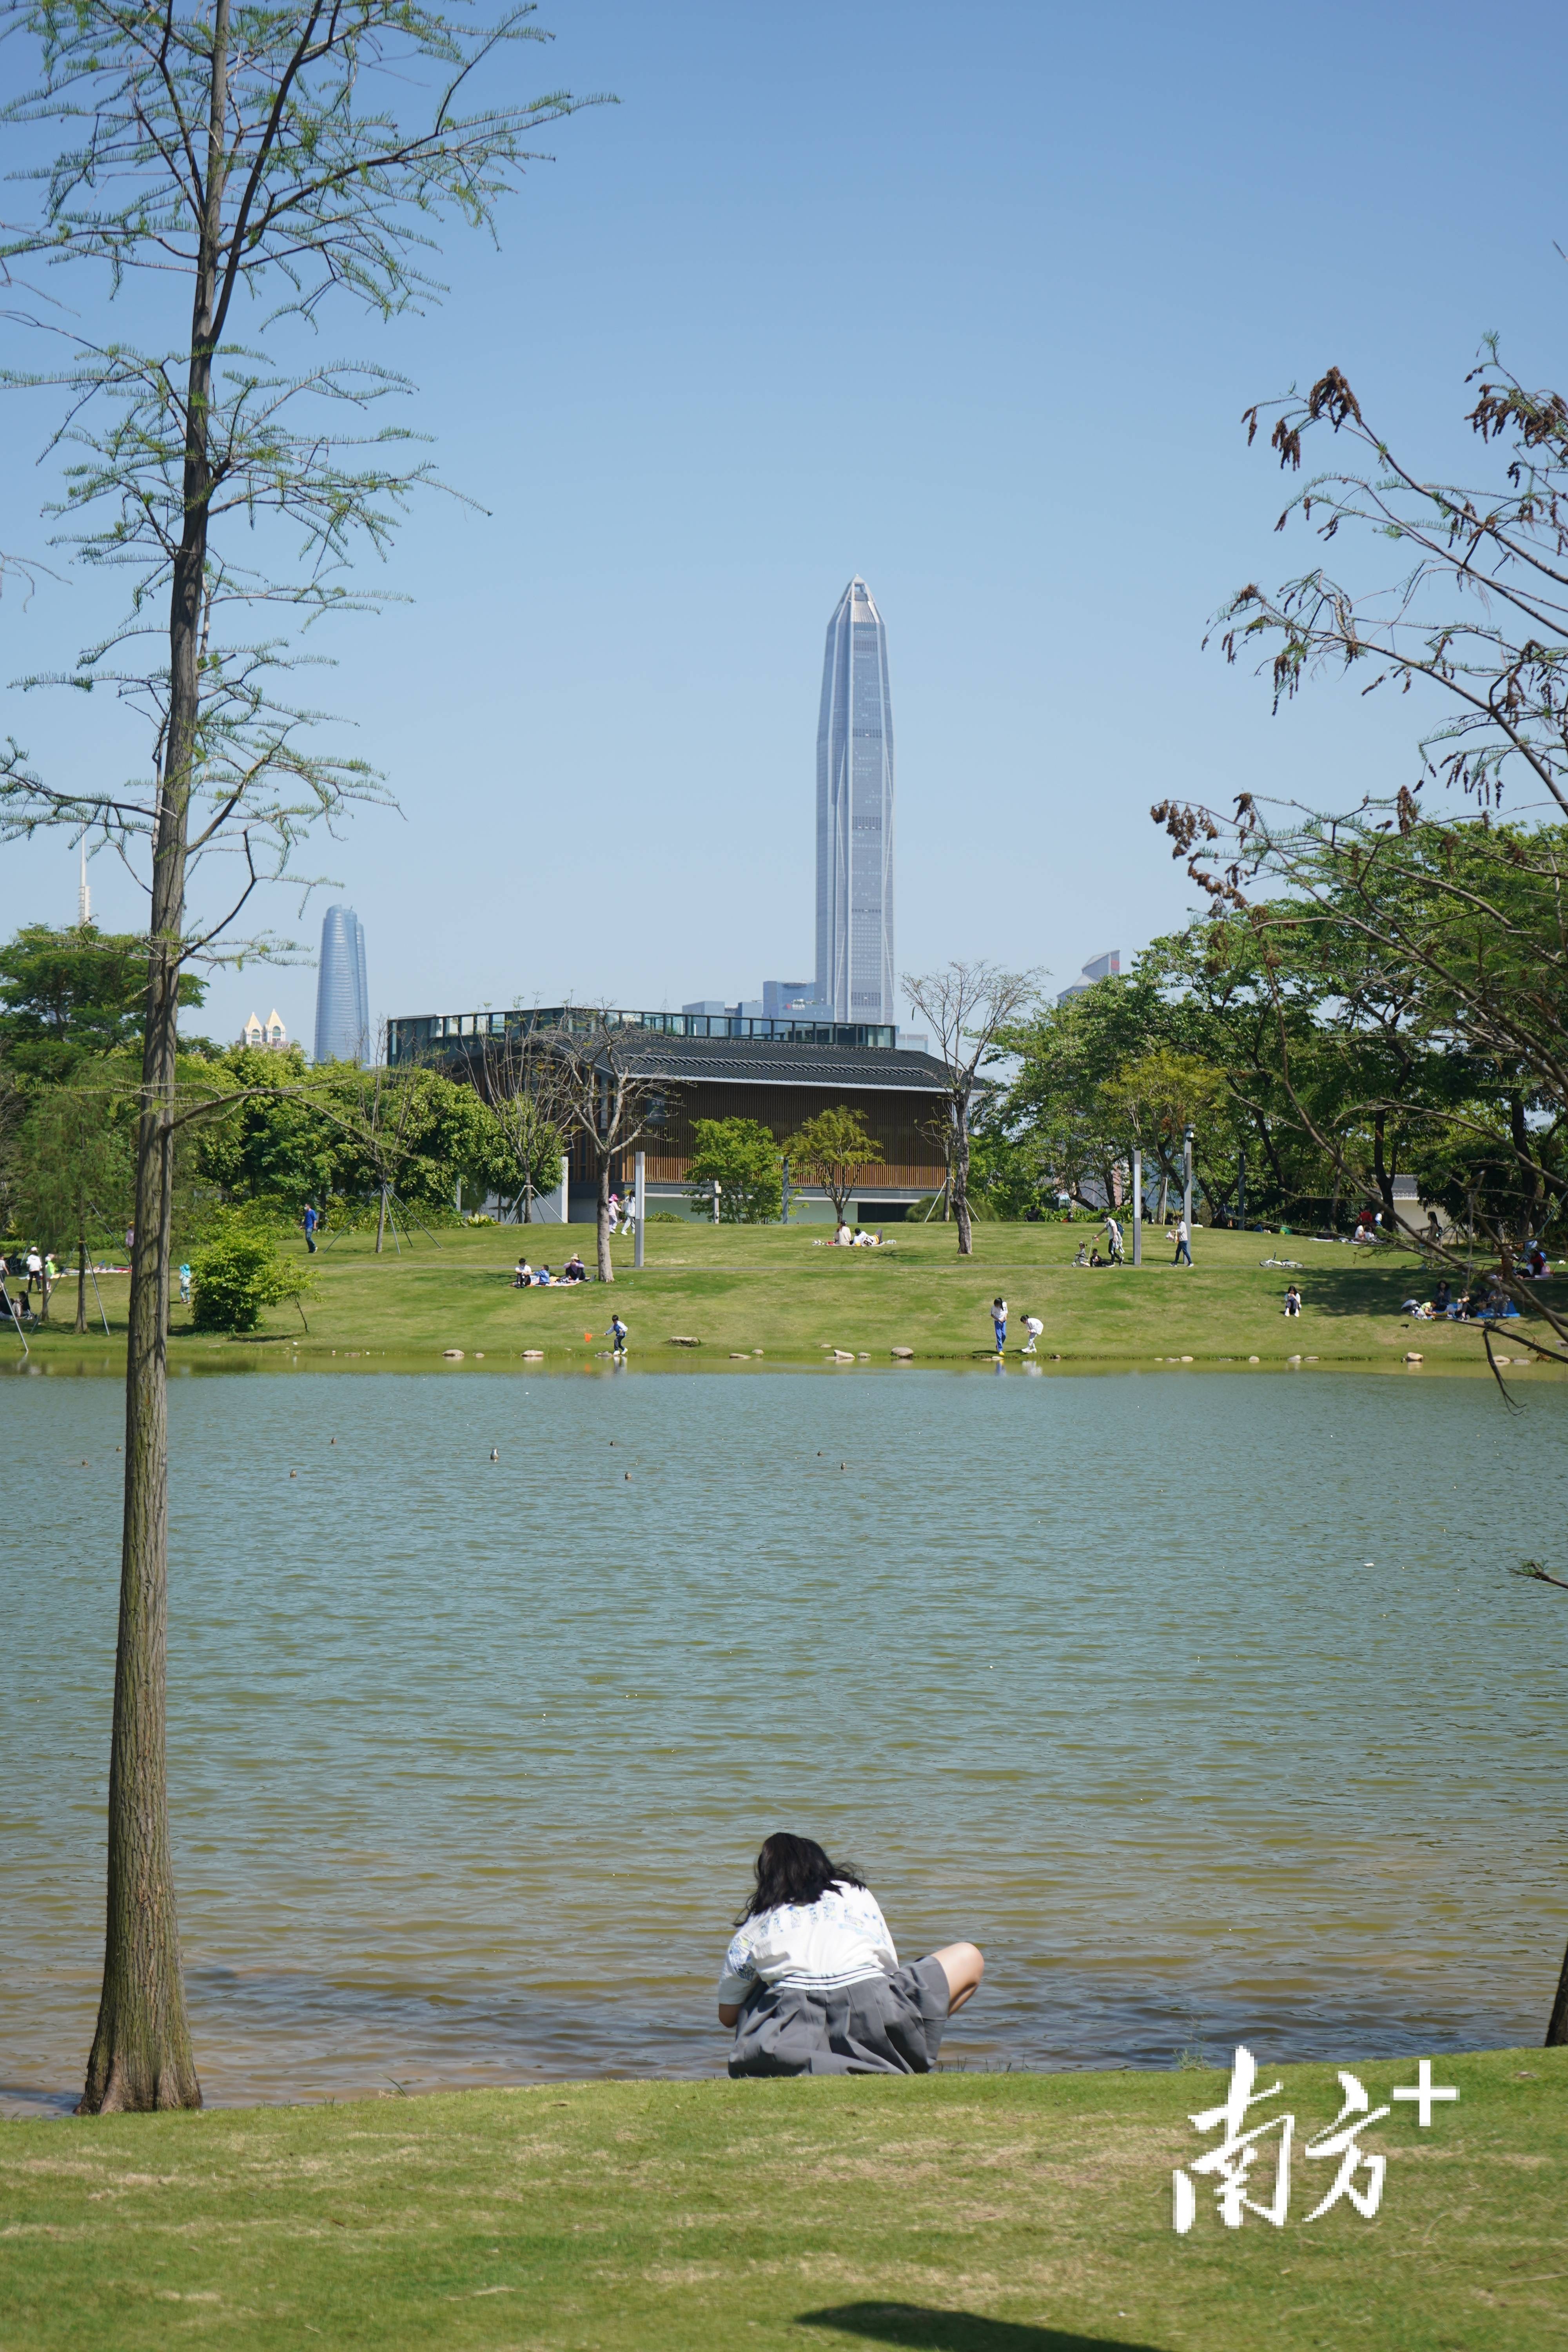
[189,1214,307,1333]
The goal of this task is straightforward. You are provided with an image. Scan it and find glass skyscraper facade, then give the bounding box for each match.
[314,904,370,1063]
[816,576,895,1024]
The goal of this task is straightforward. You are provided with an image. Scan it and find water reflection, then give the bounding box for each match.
[2,1369,1564,2111]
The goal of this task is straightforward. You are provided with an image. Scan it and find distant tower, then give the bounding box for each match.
[77,836,91,927]
[314,905,370,1063]
[816,576,895,1024]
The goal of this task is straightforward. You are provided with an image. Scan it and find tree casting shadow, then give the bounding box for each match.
[796,2305,1161,2352]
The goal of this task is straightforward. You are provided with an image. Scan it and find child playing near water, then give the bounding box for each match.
[717,1833,983,2077]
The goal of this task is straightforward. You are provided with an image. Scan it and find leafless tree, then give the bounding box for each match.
[454,1023,564,1221]
[902,963,1042,1253]
[534,1013,671,1279]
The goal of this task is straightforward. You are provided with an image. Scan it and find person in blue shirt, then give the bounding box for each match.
[302,1201,319,1254]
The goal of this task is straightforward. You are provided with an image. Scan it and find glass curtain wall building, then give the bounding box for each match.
[314,904,370,1063]
[816,576,895,1024]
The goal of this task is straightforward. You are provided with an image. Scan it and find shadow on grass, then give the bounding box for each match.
[1256,1254,1539,1329]
[797,2306,1161,2352]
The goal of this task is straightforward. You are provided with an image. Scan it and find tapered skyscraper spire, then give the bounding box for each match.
[816,576,895,1024]
[314,904,370,1063]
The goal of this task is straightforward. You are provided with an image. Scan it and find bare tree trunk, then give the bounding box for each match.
[376,1181,388,1254]
[1548,1940,1568,2046]
[80,0,229,2117]
[76,1198,88,1336]
[597,1152,613,1282]
[1372,1109,1395,1218]
[953,1104,974,1256]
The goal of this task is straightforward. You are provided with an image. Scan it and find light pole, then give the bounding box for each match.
[1183,1124,1195,1261]
[1236,1147,1246,1234]
[1132,1147,1142,1266]
[633,1149,645,1271]
[712,1178,722,1226]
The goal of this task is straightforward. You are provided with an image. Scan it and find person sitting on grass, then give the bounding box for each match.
[1073,1241,1089,1267]
[717,1832,983,2078]
[1284,1283,1302,1317]
[563,1251,588,1282]
[514,1257,533,1288]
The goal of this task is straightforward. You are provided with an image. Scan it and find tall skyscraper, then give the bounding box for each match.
[314,904,370,1063]
[816,575,895,1024]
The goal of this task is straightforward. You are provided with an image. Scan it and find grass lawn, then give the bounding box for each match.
[2,2051,1562,2349]
[13,1220,1558,1374]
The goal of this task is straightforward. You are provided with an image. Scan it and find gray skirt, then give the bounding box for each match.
[727,1958,950,2078]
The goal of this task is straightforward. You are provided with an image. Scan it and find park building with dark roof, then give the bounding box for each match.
[387,1004,951,1225]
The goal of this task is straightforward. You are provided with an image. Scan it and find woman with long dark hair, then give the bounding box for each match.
[717,1832,983,2076]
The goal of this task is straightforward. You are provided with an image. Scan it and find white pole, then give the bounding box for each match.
[1132,1147,1142,1266]
[558,1152,570,1228]
[1183,1125,1194,1261]
[712,1178,722,1226]
[634,1149,645,1270]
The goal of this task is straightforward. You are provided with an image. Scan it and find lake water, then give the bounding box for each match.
[3,1363,1565,2114]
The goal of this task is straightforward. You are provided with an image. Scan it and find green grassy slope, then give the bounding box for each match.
[13,1221,1555,1372]
[1,2052,1560,2350]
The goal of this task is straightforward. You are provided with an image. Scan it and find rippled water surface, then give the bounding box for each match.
[4,1364,1565,2113]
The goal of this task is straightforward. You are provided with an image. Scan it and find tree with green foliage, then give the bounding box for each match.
[784,1107,882,1227]
[9,1064,136,1332]
[327,1064,519,1220]
[190,1047,338,1207]
[0,0,598,2112]
[189,1212,308,1333]
[686,1118,783,1223]
[0,926,206,1087]
[1153,348,1568,2043]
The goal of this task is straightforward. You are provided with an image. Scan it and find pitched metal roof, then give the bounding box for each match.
[604,1033,950,1092]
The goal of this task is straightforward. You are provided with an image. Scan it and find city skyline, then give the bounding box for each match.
[817,576,895,1025]
[314,905,370,1065]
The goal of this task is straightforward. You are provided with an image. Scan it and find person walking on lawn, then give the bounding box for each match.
[992,1298,1007,1353]
[1174,1217,1192,1267]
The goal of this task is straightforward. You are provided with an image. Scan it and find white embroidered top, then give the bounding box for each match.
[718,1880,898,2004]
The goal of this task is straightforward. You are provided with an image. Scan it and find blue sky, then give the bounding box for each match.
[4,0,1564,1044]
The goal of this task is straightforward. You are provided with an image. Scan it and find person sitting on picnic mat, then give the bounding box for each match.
[717,1832,983,2077]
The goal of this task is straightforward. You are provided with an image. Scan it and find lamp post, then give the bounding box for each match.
[1132,1147,1142,1266]
[1183,1124,1195,1261]
[634,1149,645,1270]
[712,1178,722,1226]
